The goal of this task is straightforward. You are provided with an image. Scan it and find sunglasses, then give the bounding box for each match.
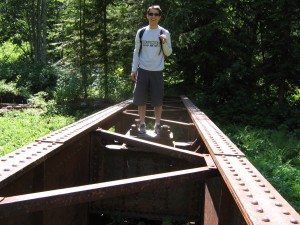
[148,13,161,17]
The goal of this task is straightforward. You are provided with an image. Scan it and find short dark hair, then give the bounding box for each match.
[147,5,162,15]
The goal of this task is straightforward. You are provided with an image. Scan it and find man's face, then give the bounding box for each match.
[147,8,161,27]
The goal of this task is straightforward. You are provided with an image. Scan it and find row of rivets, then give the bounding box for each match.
[223,155,300,224]
[202,120,242,156]
[0,142,55,175]
[190,104,299,225]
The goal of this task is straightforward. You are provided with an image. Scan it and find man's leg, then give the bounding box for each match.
[154,105,162,134]
[138,105,147,123]
[154,105,162,124]
[138,105,147,133]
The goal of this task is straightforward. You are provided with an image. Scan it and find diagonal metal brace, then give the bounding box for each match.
[0,167,219,218]
[97,129,204,165]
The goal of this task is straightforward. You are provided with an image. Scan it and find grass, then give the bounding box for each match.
[0,109,75,156]
[222,125,300,213]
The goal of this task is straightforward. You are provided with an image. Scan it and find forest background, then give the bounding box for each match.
[0,0,299,212]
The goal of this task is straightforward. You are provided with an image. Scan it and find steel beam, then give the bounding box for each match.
[0,167,218,218]
[181,96,300,225]
[97,129,204,165]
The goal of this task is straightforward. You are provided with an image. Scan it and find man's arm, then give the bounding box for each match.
[160,31,172,57]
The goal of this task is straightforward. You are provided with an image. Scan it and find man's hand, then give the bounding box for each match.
[131,72,137,81]
[159,34,167,44]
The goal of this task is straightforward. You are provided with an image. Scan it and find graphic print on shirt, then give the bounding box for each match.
[143,40,160,48]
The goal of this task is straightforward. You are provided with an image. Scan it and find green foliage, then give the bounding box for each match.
[222,125,300,212]
[0,79,29,102]
[54,65,82,103]
[0,80,19,96]
[0,110,75,156]
[0,40,29,63]
[0,63,59,96]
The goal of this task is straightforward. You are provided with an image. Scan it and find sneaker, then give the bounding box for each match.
[154,124,161,135]
[139,123,146,134]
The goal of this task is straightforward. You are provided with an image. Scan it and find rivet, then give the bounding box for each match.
[9,155,14,158]
[255,178,261,182]
[264,189,270,193]
[246,193,253,198]
[269,195,276,199]
[290,218,298,224]
[243,188,249,191]
[27,146,32,149]
[43,147,47,150]
[12,164,17,167]
[242,162,246,165]
[26,157,31,159]
[4,168,10,172]
[256,208,264,213]
[233,173,238,176]
[1,159,7,162]
[282,210,290,215]
[259,183,266,187]
[236,177,241,181]
[230,169,235,172]
[251,200,258,205]
[252,174,257,177]
[275,202,283,207]
[239,182,245,186]
[248,170,253,173]
[262,216,270,222]
[19,160,25,163]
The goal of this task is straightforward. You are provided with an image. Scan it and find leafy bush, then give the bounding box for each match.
[0,63,58,96]
[55,66,82,103]
[0,79,29,103]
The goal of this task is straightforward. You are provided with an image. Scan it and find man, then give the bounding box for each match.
[131,5,172,134]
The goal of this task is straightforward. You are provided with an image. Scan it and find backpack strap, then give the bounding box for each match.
[138,28,146,56]
[159,29,164,55]
[138,27,165,57]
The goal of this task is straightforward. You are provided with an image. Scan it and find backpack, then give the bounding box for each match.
[138,28,165,57]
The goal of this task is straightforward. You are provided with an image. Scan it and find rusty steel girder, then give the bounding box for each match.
[0,96,298,225]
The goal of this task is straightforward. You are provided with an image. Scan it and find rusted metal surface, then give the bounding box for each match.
[36,99,132,143]
[0,141,63,190]
[97,129,204,165]
[181,96,300,225]
[0,96,298,225]
[0,167,218,218]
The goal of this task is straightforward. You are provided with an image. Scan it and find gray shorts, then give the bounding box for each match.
[133,68,164,107]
